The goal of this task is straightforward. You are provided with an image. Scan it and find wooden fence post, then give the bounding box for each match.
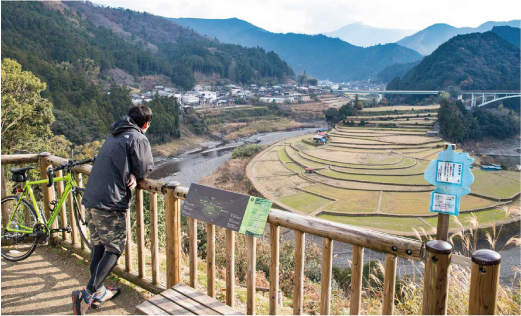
[207,223,216,298]
[39,152,57,245]
[165,182,181,287]
[269,225,279,315]
[149,192,160,285]
[350,245,364,315]
[422,240,452,315]
[55,170,69,240]
[293,231,305,315]
[468,250,501,315]
[321,238,333,315]
[188,218,197,288]
[136,188,145,278]
[246,235,256,315]
[226,229,235,307]
[382,254,397,315]
[75,172,87,250]
[1,166,8,228]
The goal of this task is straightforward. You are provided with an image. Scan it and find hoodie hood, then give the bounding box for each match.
[110,115,143,135]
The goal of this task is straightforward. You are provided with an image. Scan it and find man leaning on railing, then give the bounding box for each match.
[72,105,154,315]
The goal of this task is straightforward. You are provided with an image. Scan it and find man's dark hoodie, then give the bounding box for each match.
[82,115,154,212]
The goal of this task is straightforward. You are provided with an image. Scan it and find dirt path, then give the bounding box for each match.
[1,246,153,315]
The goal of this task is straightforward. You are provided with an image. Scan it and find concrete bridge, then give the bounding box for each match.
[332,89,521,107]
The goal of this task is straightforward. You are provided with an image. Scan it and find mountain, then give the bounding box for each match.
[171,18,423,82]
[387,31,520,91]
[322,22,415,47]
[1,1,293,144]
[491,26,520,47]
[376,60,421,83]
[396,20,520,55]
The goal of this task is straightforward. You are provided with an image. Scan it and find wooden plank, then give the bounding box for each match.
[173,284,245,315]
[188,218,197,288]
[267,208,424,261]
[136,188,145,278]
[136,300,170,315]
[226,229,235,307]
[207,223,216,298]
[125,207,133,272]
[160,289,216,315]
[148,294,195,315]
[269,225,280,315]
[320,238,333,315]
[246,236,256,315]
[150,192,160,285]
[382,254,397,315]
[350,245,364,315]
[293,231,305,315]
[55,170,70,240]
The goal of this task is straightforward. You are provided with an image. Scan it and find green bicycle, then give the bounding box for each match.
[1,157,95,261]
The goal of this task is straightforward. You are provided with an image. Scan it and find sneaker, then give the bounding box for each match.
[91,286,121,309]
[72,289,93,315]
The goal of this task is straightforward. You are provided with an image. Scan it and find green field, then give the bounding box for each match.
[317,214,433,233]
[318,169,430,185]
[278,192,333,214]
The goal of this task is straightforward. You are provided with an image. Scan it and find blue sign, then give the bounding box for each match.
[424,146,474,215]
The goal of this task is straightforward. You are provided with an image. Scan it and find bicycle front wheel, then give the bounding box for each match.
[72,188,92,251]
[1,196,39,261]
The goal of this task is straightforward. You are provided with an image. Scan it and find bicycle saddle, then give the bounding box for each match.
[10,166,34,182]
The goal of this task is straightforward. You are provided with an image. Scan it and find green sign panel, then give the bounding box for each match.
[182,184,272,238]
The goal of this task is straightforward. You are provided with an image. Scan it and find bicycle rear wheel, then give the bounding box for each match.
[1,196,39,261]
[72,188,92,251]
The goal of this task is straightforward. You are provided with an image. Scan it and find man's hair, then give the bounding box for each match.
[129,105,153,128]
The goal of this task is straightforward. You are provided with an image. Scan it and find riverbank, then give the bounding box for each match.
[211,118,317,140]
[151,127,211,158]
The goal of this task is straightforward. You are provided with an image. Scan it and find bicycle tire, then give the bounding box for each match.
[1,196,39,261]
[72,188,92,251]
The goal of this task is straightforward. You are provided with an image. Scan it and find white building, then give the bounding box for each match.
[182,94,200,105]
[198,91,217,103]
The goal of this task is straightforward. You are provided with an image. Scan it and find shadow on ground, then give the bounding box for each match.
[1,246,152,315]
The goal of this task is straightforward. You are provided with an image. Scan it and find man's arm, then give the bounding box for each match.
[130,138,154,180]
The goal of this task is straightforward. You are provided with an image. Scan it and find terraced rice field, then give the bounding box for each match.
[248,105,520,235]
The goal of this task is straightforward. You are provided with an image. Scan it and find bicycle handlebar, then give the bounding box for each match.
[46,156,96,187]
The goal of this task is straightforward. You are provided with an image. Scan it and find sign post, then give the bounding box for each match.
[182,183,273,238]
[424,144,474,241]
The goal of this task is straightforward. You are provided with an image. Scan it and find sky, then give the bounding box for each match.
[92,0,521,34]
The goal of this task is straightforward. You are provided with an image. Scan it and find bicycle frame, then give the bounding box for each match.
[5,172,78,234]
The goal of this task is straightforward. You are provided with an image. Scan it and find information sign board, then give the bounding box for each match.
[424,146,474,216]
[182,183,272,238]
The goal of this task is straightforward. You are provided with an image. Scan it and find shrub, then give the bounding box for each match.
[232,144,264,158]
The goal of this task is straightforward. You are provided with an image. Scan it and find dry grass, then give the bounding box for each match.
[361,104,440,112]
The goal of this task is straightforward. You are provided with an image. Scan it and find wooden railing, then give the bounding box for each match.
[0,153,503,315]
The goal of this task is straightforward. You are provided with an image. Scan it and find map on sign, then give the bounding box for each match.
[424,146,474,216]
[182,184,272,238]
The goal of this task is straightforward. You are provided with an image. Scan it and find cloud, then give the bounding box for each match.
[92,0,521,34]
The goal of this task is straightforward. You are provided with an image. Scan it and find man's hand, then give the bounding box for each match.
[127,173,137,190]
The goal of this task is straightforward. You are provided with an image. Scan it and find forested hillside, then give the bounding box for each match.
[376,60,421,83]
[491,26,520,47]
[172,18,423,82]
[387,31,520,91]
[1,1,293,145]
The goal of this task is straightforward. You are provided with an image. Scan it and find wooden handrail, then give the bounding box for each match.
[1,154,502,315]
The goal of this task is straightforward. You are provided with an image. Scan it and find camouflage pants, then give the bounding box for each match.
[86,208,127,255]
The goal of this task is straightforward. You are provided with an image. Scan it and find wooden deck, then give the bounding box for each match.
[136,284,245,315]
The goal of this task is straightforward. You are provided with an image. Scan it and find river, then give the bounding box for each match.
[148,127,323,185]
